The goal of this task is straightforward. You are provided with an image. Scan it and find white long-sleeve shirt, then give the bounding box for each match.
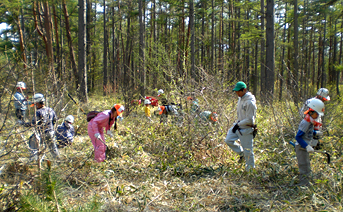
[236,92,257,128]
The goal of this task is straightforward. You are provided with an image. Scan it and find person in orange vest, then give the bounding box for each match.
[300,88,330,150]
[295,98,325,186]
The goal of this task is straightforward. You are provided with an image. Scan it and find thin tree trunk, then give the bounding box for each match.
[78,0,88,102]
[260,0,265,96]
[52,4,60,79]
[103,0,108,96]
[17,16,27,69]
[62,0,78,88]
[139,0,145,97]
[279,2,287,100]
[189,0,195,81]
[293,0,299,102]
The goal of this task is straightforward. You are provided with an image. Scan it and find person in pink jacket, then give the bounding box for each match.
[88,104,125,162]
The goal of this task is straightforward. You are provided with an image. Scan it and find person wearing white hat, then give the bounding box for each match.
[157,89,168,105]
[144,99,153,122]
[300,88,330,149]
[13,81,31,123]
[295,98,325,186]
[28,93,59,161]
[56,115,75,148]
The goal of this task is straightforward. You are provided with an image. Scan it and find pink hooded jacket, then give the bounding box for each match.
[87,110,115,162]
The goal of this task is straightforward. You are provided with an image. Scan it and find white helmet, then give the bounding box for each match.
[16,82,26,90]
[157,89,164,96]
[65,115,74,123]
[317,88,330,101]
[144,99,151,105]
[33,93,45,103]
[308,98,325,116]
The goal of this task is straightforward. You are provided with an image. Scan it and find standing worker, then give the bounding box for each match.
[14,81,31,123]
[300,88,330,149]
[295,98,325,186]
[56,115,75,148]
[224,81,257,171]
[87,104,125,162]
[27,93,59,161]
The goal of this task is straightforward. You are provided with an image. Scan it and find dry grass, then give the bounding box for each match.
[0,87,343,211]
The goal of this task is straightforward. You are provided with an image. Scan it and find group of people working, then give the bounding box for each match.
[12,80,330,186]
[13,82,75,161]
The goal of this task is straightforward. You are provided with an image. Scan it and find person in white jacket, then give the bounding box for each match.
[224,81,257,171]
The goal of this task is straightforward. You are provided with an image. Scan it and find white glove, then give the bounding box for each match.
[94,133,101,139]
[306,145,314,153]
[107,130,113,137]
[315,131,323,137]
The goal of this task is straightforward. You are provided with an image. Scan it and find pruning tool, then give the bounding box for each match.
[289,141,331,164]
[67,93,86,114]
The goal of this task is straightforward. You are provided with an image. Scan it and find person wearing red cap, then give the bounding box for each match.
[87,104,125,162]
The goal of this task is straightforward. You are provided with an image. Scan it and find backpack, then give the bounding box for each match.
[87,111,100,122]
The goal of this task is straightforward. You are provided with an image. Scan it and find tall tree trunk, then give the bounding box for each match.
[260,0,265,96]
[62,0,78,88]
[328,17,335,85]
[52,4,60,79]
[265,0,275,102]
[201,0,206,69]
[103,0,108,96]
[321,12,327,88]
[139,0,146,97]
[333,20,337,92]
[211,0,214,74]
[111,5,116,93]
[279,2,287,100]
[311,26,315,89]
[293,0,299,102]
[338,19,342,95]
[43,0,56,84]
[17,15,27,69]
[253,40,258,95]
[189,0,195,81]
[78,0,88,102]
[86,0,92,92]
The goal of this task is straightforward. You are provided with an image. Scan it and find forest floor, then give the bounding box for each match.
[0,94,343,211]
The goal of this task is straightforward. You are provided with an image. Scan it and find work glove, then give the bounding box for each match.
[314,130,323,137]
[232,124,239,133]
[94,133,101,140]
[107,130,113,137]
[306,145,314,153]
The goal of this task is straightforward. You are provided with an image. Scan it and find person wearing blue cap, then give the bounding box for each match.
[224,81,257,171]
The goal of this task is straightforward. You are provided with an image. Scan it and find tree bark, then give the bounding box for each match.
[139,0,146,97]
[78,0,88,103]
[265,0,275,102]
[62,0,78,88]
[103,0,108,96]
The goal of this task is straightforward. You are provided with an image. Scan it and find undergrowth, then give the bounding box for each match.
[0,87,342,211]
